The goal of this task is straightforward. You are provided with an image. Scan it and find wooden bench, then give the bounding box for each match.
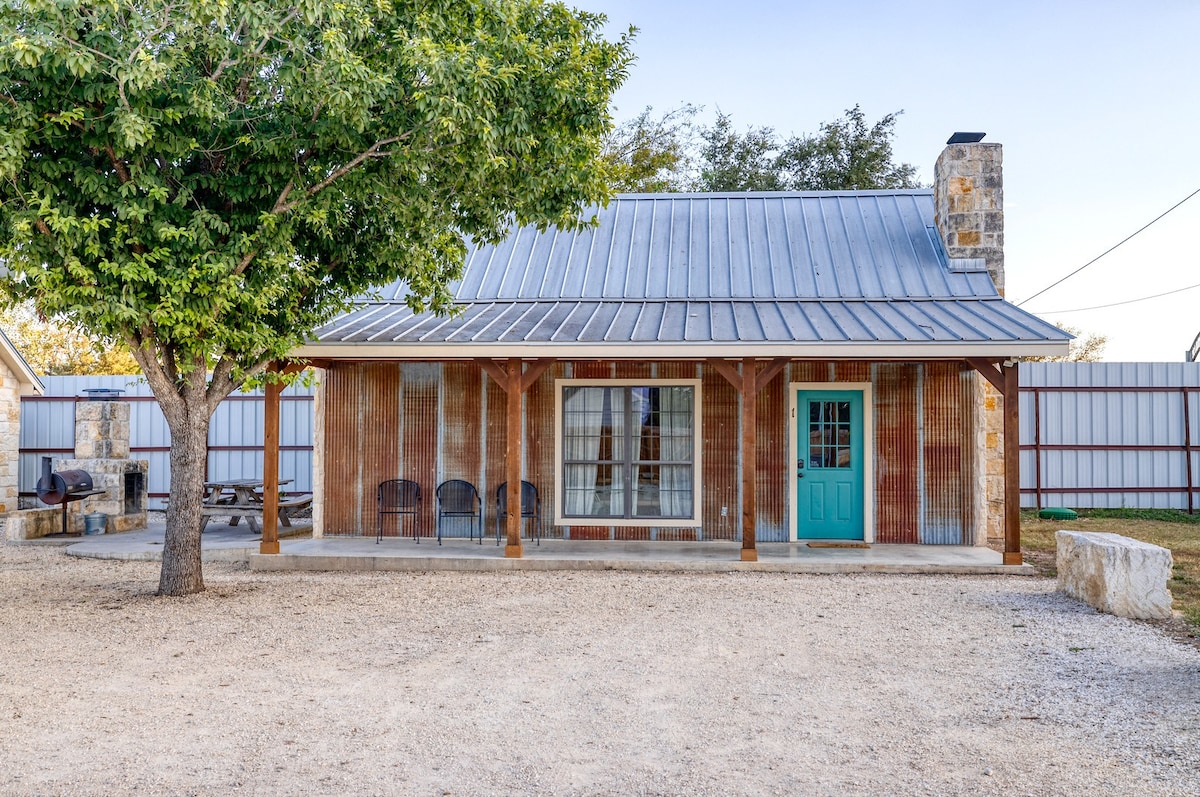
[277,494,313,526]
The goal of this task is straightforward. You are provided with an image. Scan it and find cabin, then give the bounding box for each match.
[285,136,1069,563]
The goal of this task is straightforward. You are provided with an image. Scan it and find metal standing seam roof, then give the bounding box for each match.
[300,191,1071,358]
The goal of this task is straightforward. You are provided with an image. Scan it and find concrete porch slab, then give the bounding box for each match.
[250,537,1035,575]
[59,520,312,562]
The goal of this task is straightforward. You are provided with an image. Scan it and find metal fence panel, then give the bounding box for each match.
[1021,362,1200,510]
[19,376,314,509]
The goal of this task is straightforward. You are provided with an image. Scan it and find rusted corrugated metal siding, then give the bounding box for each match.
[790,361,832,383]
[525,363,562,539]
[483,370,507,537]
[701,364,739,540]
[443,362,484,534]
[322,364,361,535]
[756,369,787,542]
[401,364,438,538]
[361,363,403,537]
[874,363,920,543]
[922,362,966,544]
[835,362,870,383]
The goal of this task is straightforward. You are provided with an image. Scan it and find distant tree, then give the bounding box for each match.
[1024,324,1108,362]
[698,106,922,192]
[1,0,631,595]
[1,302,139,374]
[696,111,782,192]
[776,105,921,190]
[603,105,698,192]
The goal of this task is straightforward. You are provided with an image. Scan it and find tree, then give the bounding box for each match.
[1,0,631,595]
[605,105,922,193]
[1,302,139,374]
[776,105,920,190]
[1024,324,1108,363]
[603,104,698,192]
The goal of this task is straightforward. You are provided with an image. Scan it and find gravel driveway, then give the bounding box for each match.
[1,544,1197,796]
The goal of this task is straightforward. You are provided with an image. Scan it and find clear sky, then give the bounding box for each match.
[585,0,1200,361]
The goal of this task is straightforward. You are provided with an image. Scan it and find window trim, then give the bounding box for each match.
[554,378,703,527]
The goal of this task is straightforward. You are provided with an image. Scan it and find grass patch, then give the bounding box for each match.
[1021,511,1200,627]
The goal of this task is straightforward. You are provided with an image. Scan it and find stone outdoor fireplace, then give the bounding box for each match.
[55,397,149,533]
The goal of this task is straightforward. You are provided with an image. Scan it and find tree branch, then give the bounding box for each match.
[275,137,402,214]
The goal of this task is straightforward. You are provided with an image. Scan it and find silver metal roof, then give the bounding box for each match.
[302,192,1069,357]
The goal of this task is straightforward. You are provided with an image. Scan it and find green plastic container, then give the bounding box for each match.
[1038,507,1078,521]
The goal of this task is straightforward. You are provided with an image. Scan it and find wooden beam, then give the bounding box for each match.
[1003,362,1022,566]
[708,359,742,391]
[754,358,789,393]
[520,359,554,392]
[476,358,509,388]
[740,358,758,561]
[504,357,523,558]
[260,370,283,555]
[966,358,1006,393]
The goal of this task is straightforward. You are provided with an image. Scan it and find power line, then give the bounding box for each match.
[1033,280,1200,314]
[1016,186,1200,307]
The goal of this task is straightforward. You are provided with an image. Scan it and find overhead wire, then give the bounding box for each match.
[1016,186,1200,307]
[1033,280,1200,314]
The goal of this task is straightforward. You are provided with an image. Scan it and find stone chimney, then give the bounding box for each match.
[934,135,1004,294]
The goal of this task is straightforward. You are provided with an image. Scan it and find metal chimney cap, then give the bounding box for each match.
[947,132,986,144]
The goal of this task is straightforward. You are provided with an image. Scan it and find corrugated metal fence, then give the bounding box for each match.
[19,364,1200,515]
[19,376,314,510]
[1021,362,1200,511]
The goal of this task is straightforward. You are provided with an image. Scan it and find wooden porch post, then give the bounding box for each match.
[709,358,788,562]
[967,358,1022,566]
[740,359,758,561]
[260,368,283,555]
[505,358,523,558]
[1002,361,1022,565]
[477,358,553,559]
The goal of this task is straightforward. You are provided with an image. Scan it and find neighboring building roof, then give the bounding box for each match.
[0,326,44,395]
[298,191,1071,360]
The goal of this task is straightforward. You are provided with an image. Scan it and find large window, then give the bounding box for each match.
[558,381,699,523]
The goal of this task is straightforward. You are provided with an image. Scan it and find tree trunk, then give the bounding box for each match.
[158,401,213,596]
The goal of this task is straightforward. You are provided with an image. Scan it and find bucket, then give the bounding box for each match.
[83,512,108,535]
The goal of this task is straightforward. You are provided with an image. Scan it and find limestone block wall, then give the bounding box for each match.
[0,361,19,514]
[977,378,1006,549]
[935,141,1005,295]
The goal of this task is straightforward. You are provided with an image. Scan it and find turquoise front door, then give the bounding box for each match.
[796,390,864,540]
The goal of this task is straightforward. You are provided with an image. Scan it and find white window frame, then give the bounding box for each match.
[788,382,875,543]
[554,378,703,527]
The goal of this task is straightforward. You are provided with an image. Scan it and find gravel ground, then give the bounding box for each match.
[1,544,1198,796]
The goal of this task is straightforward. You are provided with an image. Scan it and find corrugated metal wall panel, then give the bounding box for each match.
[322,364,362,535]
[874,363,919,543]
[19,376,314,510]
[921,362,966,544]
[400,364,438,538]
[1021,362,1200,510]
[483,367,508,537]
[701,364,739,541]
[526,362,563,540]
[756,367,787,542]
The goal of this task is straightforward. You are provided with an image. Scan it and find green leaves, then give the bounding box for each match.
[0,0,631,395]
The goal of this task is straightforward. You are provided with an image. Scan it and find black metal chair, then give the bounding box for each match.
[495,481,541,546]
[436,479,482,544]
[377,479,421,543]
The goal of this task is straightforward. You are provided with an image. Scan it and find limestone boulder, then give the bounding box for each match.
[1056,530,1173,620]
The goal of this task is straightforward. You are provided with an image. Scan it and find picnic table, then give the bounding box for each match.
[199,479,311,534]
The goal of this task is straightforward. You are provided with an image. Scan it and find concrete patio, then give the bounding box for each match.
[46,521,1034,575]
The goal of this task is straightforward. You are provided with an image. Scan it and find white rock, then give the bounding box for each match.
[1056,530,1173,619]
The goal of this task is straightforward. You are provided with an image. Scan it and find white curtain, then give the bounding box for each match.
[628,388,648,516]
[659,387,693,517]
[563,387,604,515]
[607,389,626,515]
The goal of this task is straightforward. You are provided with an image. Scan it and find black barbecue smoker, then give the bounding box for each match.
[35,457,105,535]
